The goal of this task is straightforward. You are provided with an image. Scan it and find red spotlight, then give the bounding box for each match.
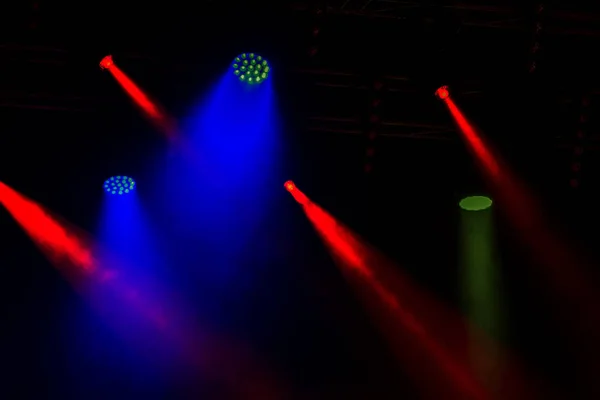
[435,86,450,100]
[283,180,308,205]
[284,180,296,192]
[100,55,114,70]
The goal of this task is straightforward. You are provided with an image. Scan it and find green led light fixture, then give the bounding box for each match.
[232,53,270,85]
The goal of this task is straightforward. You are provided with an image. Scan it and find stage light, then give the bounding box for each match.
[104,176,136,195]
[232,53,270,84]
[284,180,296,192]
[435,86,449,100]
[100,55,114,70]
[284,180,308,205]
[459,195,492,211]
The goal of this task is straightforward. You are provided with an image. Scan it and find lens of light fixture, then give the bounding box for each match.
[459,195,492,211]
[100,55,114,70]
[435,85,449,100]
[232,53,270,84]
[104,176,136,195]
[284,180,295,192]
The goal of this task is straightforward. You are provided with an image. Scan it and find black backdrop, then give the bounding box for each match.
[2,1,600,398]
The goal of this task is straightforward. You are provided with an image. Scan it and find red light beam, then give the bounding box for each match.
[442,97,600,387]
[100,55,177,142]
[0,182,287,398]
[0,181,94,273]
[286,183,543,399]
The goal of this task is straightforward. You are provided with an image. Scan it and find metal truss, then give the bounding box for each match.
[291,67,600,149]
[0,43,155,112]
[0,90,103,112]
[291,1,600,35]
[291,67,481,141]
[306,116,457,140]
[290,2,600,150]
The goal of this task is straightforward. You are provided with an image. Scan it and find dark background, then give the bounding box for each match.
[2,1,600,398]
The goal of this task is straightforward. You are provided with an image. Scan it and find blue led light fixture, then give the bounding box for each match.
[104,176,136,195]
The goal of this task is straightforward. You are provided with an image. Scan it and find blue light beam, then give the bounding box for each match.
[157,69,281,292]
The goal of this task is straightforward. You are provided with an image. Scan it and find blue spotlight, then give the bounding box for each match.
[158,64,280,292]
[104,176,136,195]
[232,53,270,84]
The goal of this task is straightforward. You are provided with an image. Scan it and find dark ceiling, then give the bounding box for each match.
[3,1,600,189]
